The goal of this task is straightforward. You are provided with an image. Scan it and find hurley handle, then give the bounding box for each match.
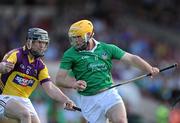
[73,106,82,112]
[147,63,178,76]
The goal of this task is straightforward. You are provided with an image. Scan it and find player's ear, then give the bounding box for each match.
[26,40,32,49]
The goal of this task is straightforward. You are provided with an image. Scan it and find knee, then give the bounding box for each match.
[19,109,31,119]
[112,116,127,123]
[31,115,41,123]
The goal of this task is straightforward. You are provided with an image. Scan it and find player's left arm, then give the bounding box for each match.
[42,81,72,104]
[42,81,78,111]
[39,65,76,110]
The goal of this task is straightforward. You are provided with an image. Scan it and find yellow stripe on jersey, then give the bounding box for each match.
[3,50,18,64]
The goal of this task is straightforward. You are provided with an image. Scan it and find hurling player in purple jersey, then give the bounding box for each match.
[0,28,78,123]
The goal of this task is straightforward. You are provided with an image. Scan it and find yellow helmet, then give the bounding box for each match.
[68,20,94,51]
[68,20,93,37]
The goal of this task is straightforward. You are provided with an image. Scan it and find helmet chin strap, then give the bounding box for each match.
[30,50,44,58]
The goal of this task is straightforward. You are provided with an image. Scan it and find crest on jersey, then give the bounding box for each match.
[20,64,25,69]
[101,52,108,60]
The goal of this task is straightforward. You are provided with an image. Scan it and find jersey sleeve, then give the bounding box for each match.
[60,52,73,70]
[38,65,51,84]
[108,44,125,60]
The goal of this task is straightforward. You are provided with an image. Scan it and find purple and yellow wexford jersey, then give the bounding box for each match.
[0,46,51,98]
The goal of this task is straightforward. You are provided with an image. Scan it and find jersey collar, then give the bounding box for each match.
[78,38,100,53]
[90,38,100,52]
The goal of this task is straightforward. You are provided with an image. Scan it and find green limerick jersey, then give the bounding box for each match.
[60,41,125,96]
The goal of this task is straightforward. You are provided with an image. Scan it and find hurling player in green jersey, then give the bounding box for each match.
[56,20,159,123]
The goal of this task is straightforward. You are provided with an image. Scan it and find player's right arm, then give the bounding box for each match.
[0,50,17,74]
[0,62,14,73]
[55,69,86,91]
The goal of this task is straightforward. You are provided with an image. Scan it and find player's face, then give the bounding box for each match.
[70,36,86,50]
[31,40,48,55]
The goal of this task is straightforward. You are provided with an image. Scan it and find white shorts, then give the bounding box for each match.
[75,88,123,123]
[0,95,38,118]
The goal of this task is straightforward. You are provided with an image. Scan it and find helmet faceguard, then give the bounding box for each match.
[26,28,50,58]
[69,33,93,51]
[68,20,93,51]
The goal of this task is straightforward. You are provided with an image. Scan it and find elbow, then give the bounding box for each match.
[132,54,140,59]
[55,76,62,87]
[132,55,142,62]
[55,79,59,87]
[128,54,143,66]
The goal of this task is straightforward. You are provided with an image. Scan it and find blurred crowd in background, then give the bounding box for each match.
[0,0,179,123]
